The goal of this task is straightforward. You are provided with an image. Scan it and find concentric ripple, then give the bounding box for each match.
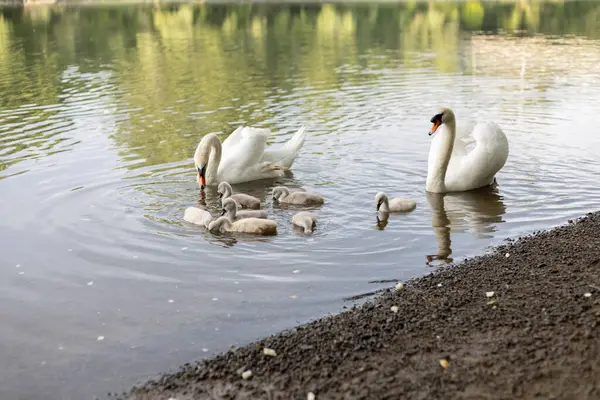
[1,4,600,399]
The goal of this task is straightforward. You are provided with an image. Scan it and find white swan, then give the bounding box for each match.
[221,198,267,221]
[208,216,277,236]
[426,108,509,193]
[375,192,416,213]
[194,126,306,188]
[217,182,261,209]
[183,207,213,228]
[272,186,324,205]
[292,211,318,233]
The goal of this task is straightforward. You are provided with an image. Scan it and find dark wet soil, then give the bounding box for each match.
[119,212,600,400]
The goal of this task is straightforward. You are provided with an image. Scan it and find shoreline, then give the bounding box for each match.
[120,211,600,400]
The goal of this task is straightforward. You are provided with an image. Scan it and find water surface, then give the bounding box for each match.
[1,2,600,399]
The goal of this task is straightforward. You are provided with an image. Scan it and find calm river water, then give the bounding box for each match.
[1,2,600,399]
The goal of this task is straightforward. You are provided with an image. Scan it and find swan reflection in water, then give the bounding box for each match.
[425,185,506,266]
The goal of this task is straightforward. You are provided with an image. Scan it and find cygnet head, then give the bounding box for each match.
[193,133,216,189]
[429,108,455,136]
[272,186,289,201]
[375,192,388,211]
[208,215,231,233]
[221,198,237,217]
[217,181,232,199]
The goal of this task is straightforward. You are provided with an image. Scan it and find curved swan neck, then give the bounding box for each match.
[206,135,222,186]
[426,120,456,193]
[379,197,390,212]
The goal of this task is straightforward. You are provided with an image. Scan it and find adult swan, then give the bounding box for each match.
[194,126,306,188]
[426,108,509,193]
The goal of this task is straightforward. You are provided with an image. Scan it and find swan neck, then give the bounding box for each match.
[427,121,455,193]
[379,198,390,212]
[206,135,221,186]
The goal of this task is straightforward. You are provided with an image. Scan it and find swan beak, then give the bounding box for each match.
[220,209,226,216]
[196,166,206,189]
[429,121,441,136]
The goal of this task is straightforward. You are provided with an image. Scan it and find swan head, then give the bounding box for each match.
[429,108,455,136]
[221,198,237,217]
[193,133,216,189]
[272,186,289,201]
[375,192,388,211]
[217,182,232,199]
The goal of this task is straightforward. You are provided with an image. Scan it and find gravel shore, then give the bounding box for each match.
[119,212,600,400]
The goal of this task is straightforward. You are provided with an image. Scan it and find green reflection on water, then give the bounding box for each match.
[0,1,599,175]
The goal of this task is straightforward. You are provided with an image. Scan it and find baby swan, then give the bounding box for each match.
[292,211,318,233]
[375,192,416,213]
[208,216,277,236]
[272,186,324,205]
[218,182,260,209]
[221,198,267,221]
[183,207,214,228]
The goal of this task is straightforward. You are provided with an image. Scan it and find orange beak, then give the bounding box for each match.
[429,120,441,136]
[197,172,206,188]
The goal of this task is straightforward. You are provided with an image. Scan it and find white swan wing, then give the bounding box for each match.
[445,121,509,191]
[220,126,245,155]
[218,127,272,176]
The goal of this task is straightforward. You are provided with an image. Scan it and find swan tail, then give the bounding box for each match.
[263,126,307,169]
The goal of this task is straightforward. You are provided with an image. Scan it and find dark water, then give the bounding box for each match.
[1,1,600,399]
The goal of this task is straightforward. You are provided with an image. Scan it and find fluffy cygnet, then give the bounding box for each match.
[272,186,324,205]
[183,207,214,228]
[375,192,416,213]
[218,181,260,209]
[221,198,267,221]
[208,216,277,236]
[292,211,318,233]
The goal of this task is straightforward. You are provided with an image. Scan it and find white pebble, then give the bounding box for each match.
[505,253,510,258]
[241,370,252,379]
[307,393,316,400]
[486,291,495,298]
[97,336,104,341]
[263,348,277,357]
[584,293,592,298]
[437,283,442,287]
[390,306,399,313]
[395,282,404,291]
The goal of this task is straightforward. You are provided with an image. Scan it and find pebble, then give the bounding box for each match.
[241,370,252,379]
[390,306,399,313]
[437,283,442,287]
[505,253,510,258]
[307,393,316,400]
[395,282,404,291]
[263,348,277,357]
[486,291,495,298]
[439,359,449,368]
[584,293,592,297]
